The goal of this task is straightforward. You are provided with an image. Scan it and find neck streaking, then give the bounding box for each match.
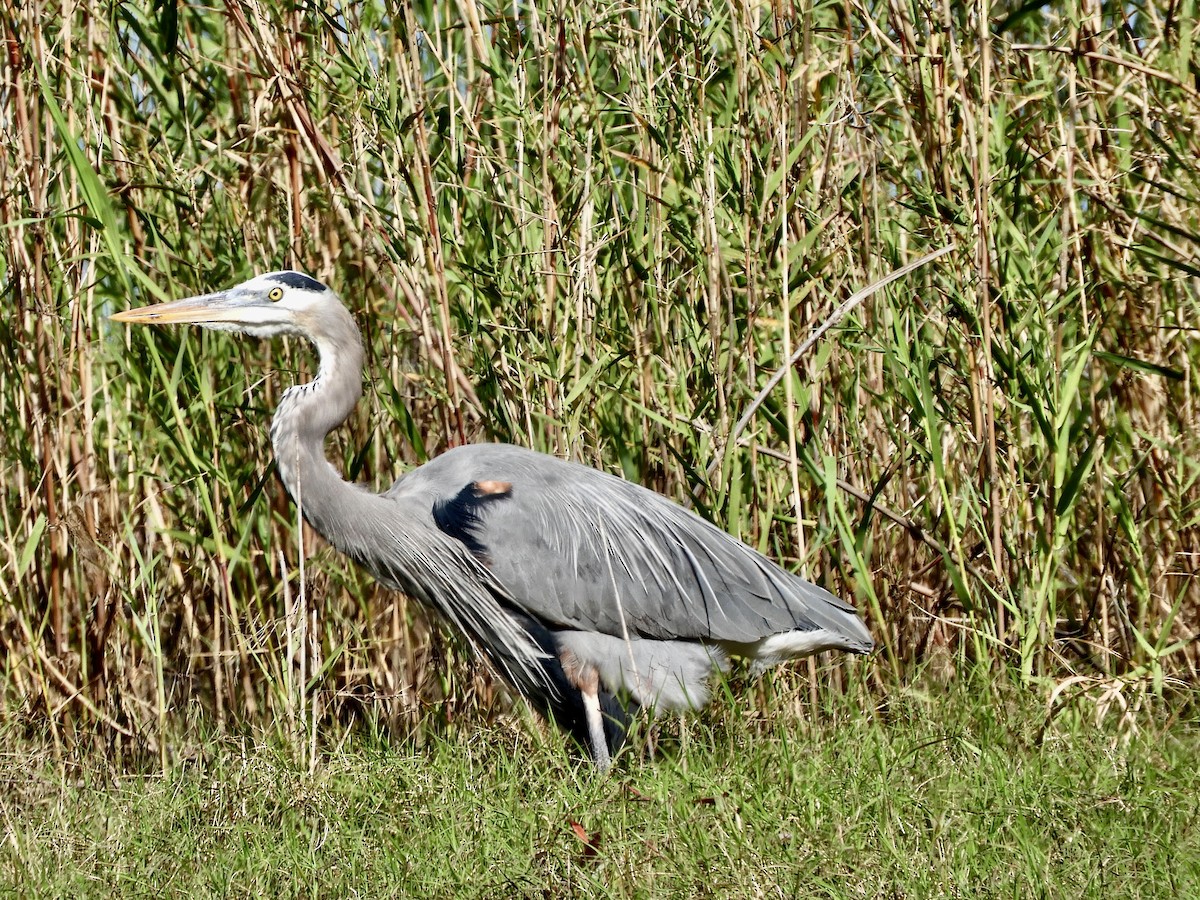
[263,294,553,700]
[269,300,366,545]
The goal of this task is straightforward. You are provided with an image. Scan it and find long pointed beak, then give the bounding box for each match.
[110,291,237,326]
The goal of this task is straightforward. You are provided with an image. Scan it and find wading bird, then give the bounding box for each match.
[113,272,873,768]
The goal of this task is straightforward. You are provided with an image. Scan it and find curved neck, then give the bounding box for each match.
[269,302,366,543]
[266,299,549,696]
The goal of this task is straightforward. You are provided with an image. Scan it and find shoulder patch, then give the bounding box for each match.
[433,480,514,562]
[472,480,512,497]
[272,271,326,292]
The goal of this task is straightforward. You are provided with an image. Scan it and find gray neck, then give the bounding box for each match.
[266,298,550,698]
[269,302,369,545]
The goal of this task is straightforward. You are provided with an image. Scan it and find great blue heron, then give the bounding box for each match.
[112,271,873,768]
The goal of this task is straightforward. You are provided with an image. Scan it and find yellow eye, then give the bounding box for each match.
[268,287,283,302]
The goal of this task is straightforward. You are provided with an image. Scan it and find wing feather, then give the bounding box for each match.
[386,443,871,649]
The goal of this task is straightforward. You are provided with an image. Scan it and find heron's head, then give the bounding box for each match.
[111,271,339,339]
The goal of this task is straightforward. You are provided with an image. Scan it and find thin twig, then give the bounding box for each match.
[749,442,993,587]
[832,477,992,588]
[1010,44,1200,102]
[38,647,133,737]
[709,243,956,480]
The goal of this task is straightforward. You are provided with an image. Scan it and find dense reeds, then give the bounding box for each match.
[2,0,1198,758]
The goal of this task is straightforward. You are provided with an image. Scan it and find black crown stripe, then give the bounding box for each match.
[271,272,326,292]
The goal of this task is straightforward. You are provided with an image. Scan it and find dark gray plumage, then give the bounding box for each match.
[113,271,874,769]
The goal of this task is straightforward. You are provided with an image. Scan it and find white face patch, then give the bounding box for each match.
[226,304,291,325]
[215,272,334,336]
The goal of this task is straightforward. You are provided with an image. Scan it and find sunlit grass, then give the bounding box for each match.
[3,682,1197,897]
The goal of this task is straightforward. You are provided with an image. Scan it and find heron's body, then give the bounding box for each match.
[114,271,873,768]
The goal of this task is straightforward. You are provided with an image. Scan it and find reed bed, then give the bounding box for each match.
[1,0,1198,761]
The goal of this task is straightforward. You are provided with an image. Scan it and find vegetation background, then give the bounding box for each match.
[2,0,1199,894]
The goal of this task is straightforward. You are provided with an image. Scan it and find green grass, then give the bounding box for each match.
[3,681,1197,897]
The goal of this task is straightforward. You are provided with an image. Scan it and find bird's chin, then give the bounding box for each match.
[201,321,298,338]
[197,321,246,334]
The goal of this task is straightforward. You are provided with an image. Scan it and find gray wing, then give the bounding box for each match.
[384,443,871,649]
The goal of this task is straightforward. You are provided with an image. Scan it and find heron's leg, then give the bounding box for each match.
[580,685,611,771]
[559,650,611,770]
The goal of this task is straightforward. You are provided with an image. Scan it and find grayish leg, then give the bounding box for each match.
[581,685,611,771]
[560,648,612,770]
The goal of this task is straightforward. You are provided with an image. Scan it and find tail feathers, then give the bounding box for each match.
[787,581,875,653]
[732,622,874,675]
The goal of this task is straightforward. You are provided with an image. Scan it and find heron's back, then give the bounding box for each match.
[385,443,873,654]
